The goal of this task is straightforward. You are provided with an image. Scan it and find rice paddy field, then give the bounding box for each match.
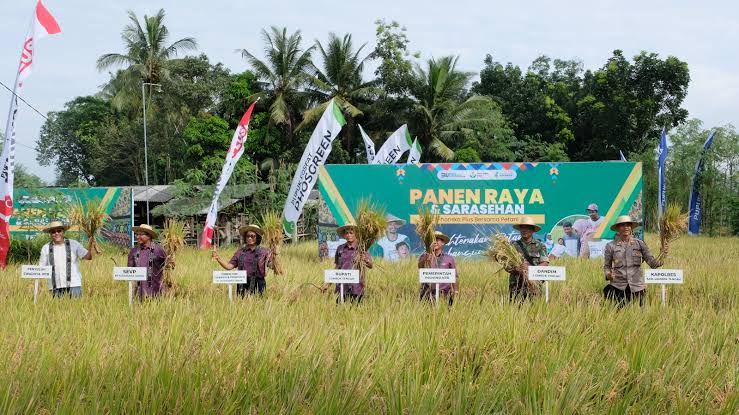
[1,234,737,414]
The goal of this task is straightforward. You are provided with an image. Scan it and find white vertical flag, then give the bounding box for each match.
[282,100,346,235]
[358,124,375,163]
[371,124,412,164]
[200,101,257,249]
[406,137,422,164]
[1,1,61,269]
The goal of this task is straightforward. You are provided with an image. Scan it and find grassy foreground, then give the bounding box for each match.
[1,235,737,414]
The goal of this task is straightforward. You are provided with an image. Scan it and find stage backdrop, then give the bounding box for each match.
[10,187,134,247]
[318,162,643,260]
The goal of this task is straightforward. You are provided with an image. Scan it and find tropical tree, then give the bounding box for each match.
[96,8,197,107]
[300,33,378,161]
[411,56,498,160]
[239,27,314,146]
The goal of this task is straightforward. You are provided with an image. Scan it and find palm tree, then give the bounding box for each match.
[96,9,197,106]
[299,33,378,160]
[239,27,314,146]
[412,56,496,160]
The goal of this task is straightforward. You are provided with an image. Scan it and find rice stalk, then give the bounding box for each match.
[658,203,688,262]
[161,218,185,291]
[415,206,438,268]
[484,233,538,293]
[261,210,284,275]
[68,198,109,254]
[353,198,387,275]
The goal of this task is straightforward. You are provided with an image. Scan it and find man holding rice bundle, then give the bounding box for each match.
[602,215,665,306]
[418,231,458,305]
[212,224,272,297]
[333,223,372,303]
[508,217,549,301]
[128,224,168,299]
[38,221,93,298]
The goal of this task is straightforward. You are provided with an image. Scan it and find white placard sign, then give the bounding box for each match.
[645,269,683,284]
[528,266,566,281]
[588,240,610,258]
[21,265,52,279]
[324,269,360,284]
[419,268,456,284]
[113,267,148,281]
[213,270,247,284]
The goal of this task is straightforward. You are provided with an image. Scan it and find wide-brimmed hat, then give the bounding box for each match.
[386,213,406,226]
[513,216,542,232]
[43,221,70,233]
[610,215,641,231]
[433,231,450,244]
[239,224,264,238]
[336,223,357,237]
[132,224,159,239]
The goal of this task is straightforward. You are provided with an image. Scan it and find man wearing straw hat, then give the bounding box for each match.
[376,213,409,261]
[509,216,549,301]
[128,224,168,299]
[602,215,664,306]
[333,223,373,303]
[38,221,93,298]
[418,230,459,305]
[213,224,272,297]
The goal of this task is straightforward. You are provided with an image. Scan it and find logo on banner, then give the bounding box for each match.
[438,170,516,181]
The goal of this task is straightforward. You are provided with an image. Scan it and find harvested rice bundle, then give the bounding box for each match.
[353,198,387,274]
[658,203,687,261]
[415,206,439,268]
[69,198,109,254]
[484,233,539,293]
[161,218,185,290]
[261,210,284,275]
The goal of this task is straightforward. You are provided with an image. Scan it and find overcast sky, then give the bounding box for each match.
[2,0,737,183]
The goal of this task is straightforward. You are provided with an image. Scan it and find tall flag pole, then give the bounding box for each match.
[200,100,257,249]
[406,137,422,164]
[1,1,61,268]
[371,124,412,164]
[358,124,375,163]
[282,99,346,236]
[657,127,668,222]
[687,131,716,235]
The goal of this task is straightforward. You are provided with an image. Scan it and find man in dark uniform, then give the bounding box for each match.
[508,216,549,301]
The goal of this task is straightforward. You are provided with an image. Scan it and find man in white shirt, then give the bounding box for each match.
[573,203,605,258]
[38,221,93,298]
[376,214,409,261]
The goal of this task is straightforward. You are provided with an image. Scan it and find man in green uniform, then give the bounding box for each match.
[508,216,549,301]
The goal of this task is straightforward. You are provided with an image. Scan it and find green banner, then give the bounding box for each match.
[11,187,133,246]
[318,162,643,260]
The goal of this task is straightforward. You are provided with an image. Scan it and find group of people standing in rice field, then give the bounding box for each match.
[36,212,667,307]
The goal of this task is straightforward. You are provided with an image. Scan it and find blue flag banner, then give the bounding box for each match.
[688,131,716,235]
[657,128,668,220]
[619,150,627,161]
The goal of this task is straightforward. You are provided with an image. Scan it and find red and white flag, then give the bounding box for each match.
[200,101,257,249]
[1,1,61,268]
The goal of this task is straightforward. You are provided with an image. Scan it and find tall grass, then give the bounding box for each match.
[0,234,737,413]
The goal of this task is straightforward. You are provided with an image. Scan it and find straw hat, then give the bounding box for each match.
[513,216,542,232]
[43,221,70,233]
[386,213,406,226]
[239,224,264,238]
[433,231,450,244]
[336,222,357,237]
[610,215,641,231]
[132,224,159,239]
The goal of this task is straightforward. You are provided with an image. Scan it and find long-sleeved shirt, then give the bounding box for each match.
[128,243,167,297]
[418,252,458,293]
[603,238,663,292]
[334,242,372,296]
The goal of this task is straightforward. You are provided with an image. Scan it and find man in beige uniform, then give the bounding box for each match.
[602,215,665,306]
